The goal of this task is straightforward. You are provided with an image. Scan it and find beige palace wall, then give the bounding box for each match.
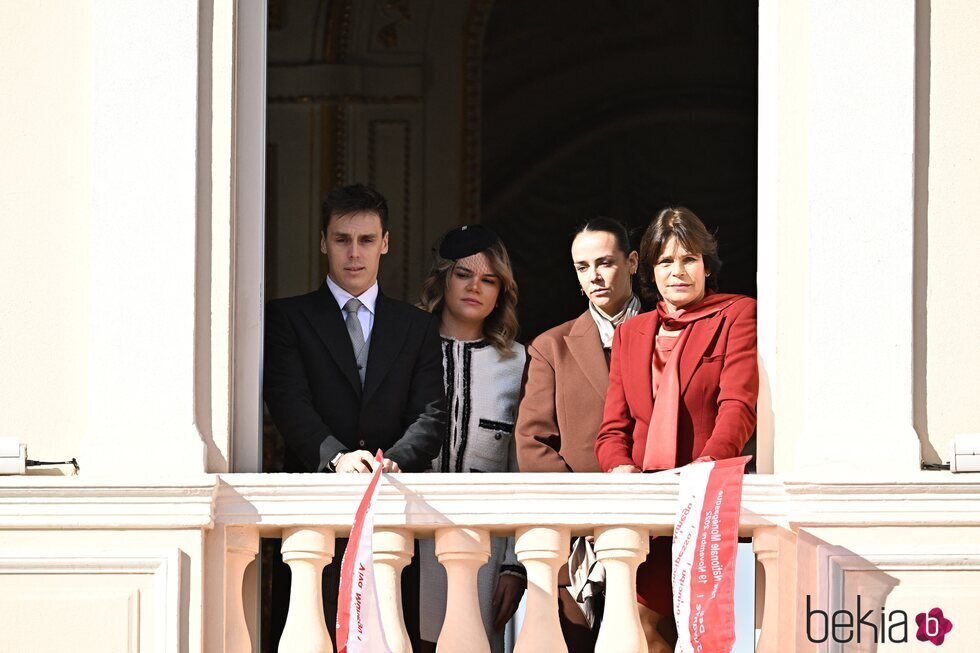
[0,1,93,468]
[0,3,978,653]
[0,0,224,477]
[925,1,980,464]
[3,1,974,478]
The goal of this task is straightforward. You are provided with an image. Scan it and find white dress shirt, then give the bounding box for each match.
[325,275,378,341]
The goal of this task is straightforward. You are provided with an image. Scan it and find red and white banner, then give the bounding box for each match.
[672,456,751,653]
[336,451,393,653]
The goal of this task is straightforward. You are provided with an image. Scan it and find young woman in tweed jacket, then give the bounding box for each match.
[416,224,526,653]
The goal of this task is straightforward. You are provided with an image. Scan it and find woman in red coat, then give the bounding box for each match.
[594,207,758,652]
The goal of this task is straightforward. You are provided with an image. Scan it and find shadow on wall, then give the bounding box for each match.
[751,520,902,653]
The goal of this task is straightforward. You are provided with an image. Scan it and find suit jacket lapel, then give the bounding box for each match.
[362,292,409,405]
[306,283,362,396]
[565,312,609,399]
[679,313,723,395]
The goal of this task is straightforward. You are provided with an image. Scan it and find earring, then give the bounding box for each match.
[580,288,586,296]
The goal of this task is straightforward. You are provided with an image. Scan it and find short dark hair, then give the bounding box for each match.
[321,183,389,233]
[572,216,633,256]
[638,207,722,304]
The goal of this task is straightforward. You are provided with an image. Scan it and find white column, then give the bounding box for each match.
[279,527,335,653]
[225,526,260,653]
[373,528,414,653]
[231,0,267,473]
[84,0,207,475]
[755,0,780,475]
[514,527,568,653]
[752,527,796,653]
[794,0,920,473]
[435,527,491,653]
[593,526,648,653]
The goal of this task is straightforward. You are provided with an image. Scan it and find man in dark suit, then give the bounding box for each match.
[263,183,445,646]
[264,183,446,473]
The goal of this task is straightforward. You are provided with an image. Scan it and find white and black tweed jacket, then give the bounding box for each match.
[419,338,527,650]
[431,338,525,474]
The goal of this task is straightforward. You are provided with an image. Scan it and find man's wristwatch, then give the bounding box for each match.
[327,451,348,472]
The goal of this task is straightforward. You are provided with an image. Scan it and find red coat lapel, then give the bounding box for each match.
[626,313,657,419]
[678,313,724,395]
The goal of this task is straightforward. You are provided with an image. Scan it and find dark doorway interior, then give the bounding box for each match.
[480,0,758,340]
[261,1,759,647]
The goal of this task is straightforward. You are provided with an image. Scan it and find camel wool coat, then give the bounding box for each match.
[516,311,610,473]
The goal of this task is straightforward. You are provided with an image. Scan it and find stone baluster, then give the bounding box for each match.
[594,526,649,653]
[278,527,335,653]
[435,527,492,653]
[753,526,796,653]
[514,526,569,653]
[373,527,414,653]
[224,526,260,653]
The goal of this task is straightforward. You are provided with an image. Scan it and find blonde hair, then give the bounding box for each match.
[419,237,520,358]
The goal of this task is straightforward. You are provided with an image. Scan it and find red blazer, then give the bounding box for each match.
[594,296,758,471]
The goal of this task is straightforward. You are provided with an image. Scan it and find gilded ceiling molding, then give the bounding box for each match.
[377,0,413,49]
[323,0,353,63]
[317,0,353,253]
[318,103,347,283]
[367,120,413,299]
[267,94,422,105]
[461,0,494,223]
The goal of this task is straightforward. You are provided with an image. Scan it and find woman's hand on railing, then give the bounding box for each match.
[492,573,526,631]
[609,464,641,473]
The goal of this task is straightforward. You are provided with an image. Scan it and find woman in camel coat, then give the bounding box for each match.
[516,217,641,651]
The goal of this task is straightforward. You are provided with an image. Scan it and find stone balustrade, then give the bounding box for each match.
[2,473,979,652]
[215,472,767,653]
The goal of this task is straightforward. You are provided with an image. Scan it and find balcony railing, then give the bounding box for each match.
[217,472,781,653]
[2,473,977,652]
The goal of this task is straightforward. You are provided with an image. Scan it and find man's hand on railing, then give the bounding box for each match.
[380,458,401,473]
[334,451,400,473]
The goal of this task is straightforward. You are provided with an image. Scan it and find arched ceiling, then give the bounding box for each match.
[480,0,758,338]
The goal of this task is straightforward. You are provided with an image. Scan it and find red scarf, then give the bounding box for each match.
[641,292,743,471]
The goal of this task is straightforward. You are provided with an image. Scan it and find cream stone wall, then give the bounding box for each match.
[791,525,980,650]
[765,0,922,475]
[760,0,810,474]
[0,1,237,477]
[764,0,980,471]
[0,1,93,470]
[3,1,974,479]
[1,2,979,650]
[925,1,980,464]
[0,529,203,653]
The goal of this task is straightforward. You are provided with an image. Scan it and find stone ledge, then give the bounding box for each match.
[0,473,977,531]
